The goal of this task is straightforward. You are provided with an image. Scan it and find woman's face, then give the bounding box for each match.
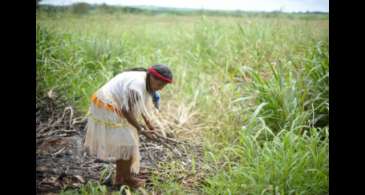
[150,74,167,91]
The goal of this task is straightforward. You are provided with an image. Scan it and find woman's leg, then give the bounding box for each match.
[124,157,145,188]
[115,158,145,188]
[115,159,126,185]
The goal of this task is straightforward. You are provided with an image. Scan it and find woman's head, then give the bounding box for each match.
[147,64,173,91]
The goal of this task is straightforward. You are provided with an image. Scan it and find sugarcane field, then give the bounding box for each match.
[36,1,329,195]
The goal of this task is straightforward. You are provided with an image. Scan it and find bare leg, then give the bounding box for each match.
[114,158,145,188]
[115,159,126,185]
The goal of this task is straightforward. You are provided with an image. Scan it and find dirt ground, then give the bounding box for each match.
[36,94,203,194]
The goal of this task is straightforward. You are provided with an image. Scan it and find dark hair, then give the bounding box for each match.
[151,64,173,81]
[124,67,147,72]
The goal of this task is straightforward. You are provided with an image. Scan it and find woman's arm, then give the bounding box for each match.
[120,107,143,133]
[118,107,156,140]
[142,113,154,130]
[116,90,155,139]
[113,90,143,133]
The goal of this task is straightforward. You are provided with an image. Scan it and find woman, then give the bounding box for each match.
[84,64,173,188]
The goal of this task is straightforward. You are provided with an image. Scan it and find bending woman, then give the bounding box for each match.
[84,64,173,188]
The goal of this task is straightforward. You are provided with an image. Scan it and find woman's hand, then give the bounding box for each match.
[143,130,157,140]
[146,122,155,131]
[139,124,157,139]
[138,124,146,133]
[141,114,155,131]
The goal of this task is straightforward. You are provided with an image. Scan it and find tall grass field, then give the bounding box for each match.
[36,8,328,195]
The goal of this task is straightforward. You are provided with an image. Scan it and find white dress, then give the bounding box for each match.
[84,71,153,174]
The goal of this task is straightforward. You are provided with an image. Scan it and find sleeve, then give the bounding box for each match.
[123,80,149,117]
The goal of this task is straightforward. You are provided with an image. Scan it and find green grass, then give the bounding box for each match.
[37,10,328,194]
[60,181,134,195]
[203,128,328,195]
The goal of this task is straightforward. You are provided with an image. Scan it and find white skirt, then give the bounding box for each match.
[84,103,141,174]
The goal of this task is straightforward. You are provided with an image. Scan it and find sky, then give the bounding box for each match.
[40,0,329,13]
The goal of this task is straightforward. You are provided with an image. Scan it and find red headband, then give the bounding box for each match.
[148,67,173,83]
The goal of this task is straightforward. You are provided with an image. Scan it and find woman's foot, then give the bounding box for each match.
[124,175,145,188]
[113,175,145,189]
[115,159,145,189]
